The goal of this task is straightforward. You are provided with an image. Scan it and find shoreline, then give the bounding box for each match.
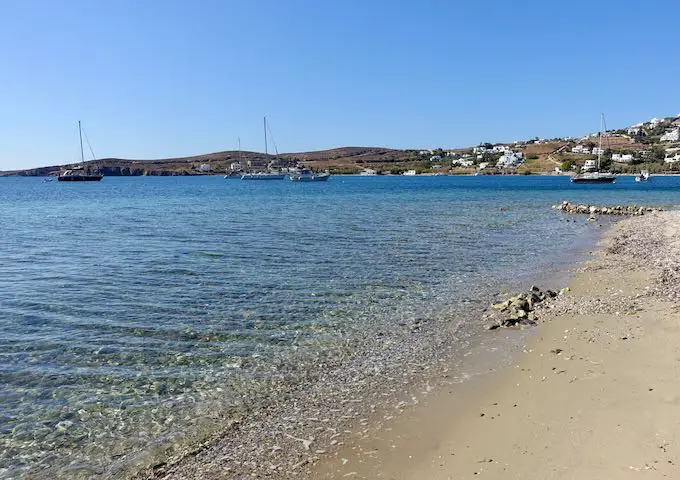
[138,209,680,480]
[144,224,597,479]
[305,210,680,479]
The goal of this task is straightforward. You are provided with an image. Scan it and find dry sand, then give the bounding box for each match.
[306,210,680,479]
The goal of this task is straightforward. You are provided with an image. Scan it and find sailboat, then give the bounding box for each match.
[57,121,103,182]
[571,114,616,184]
[241,117,285,180]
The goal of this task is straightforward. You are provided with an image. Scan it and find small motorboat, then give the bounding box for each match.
[289,169,330,182]
[634,170,650,182]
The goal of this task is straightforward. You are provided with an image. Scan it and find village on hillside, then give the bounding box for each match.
[378,114,680,176]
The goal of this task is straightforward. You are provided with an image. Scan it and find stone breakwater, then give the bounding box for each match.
[552,201,664,216]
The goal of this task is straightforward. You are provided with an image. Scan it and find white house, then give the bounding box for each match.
[473,146,491,154]
[491,145,511,153]
[571,145,590,154]
[230,162,243,172]
[650,117,664,126]
[403,169,417,176]
[612,153,634,163]
[430,155,442,162]
[665,153,680,164]
[592,147,605,156]
[496,152,524,168]
[582,159,598,172]
[198,164,212,172]
[419,150,432,155]
[627,127,645,136]
[660,128,680,142]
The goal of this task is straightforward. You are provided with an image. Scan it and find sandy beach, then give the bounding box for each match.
[304,210,680,479]
[151,209,680,480]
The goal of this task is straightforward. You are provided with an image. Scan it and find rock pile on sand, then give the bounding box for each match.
[484,286,561,330]
[552,201,663,216]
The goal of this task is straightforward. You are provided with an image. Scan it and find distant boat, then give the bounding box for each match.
[360,169,377,176]
[241,172,285,180]
[571,114,615,184]
[289,169,330,182]
[635,170,650,182]
[58,121,103,182]
[241,117,285,181]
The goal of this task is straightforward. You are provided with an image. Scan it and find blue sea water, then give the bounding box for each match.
[1,174,679,478]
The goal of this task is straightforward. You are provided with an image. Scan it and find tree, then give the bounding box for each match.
[560,160,573,171]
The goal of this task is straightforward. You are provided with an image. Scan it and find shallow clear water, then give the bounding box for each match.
[1,175,679,478]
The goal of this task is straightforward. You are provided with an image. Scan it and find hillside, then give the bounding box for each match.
[0,147,417,177]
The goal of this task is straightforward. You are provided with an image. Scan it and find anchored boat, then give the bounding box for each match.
[57,121,103,182]
[289,169,330,182]
[571,114,616,184]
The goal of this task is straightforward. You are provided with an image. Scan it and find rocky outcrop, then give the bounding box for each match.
[553,201,663,216]
[484,286,561,330]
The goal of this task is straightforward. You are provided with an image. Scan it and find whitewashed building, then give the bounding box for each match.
[496,152,524,168]
[582,159,598,172]
[571,145,590,154]
[665,153,680,164]
[612,153,634,163]
[198,164,212,172]
[660,128,680,142]
[592,147,605,156]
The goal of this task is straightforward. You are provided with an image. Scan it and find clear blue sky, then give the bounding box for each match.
[1,0,678,170]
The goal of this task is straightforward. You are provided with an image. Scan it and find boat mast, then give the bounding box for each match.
[597,113,604,170]
[78,120,85,164]
[264,116,268,156]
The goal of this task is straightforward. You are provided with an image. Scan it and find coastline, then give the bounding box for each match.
[146,209,680,480]
[305,210,680,479]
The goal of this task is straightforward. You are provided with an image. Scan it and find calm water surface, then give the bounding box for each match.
[1,175,679,478]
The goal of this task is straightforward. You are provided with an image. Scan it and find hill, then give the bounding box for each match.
[0,147,417,177]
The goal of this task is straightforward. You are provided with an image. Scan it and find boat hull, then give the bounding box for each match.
[241,174,285,180]
[570,176,616,184]
[289,174,330,182]
[57,175,103,182]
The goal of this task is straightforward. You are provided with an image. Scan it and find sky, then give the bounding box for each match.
[0,0,679,170]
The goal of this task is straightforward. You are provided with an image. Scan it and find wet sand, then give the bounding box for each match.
[306,210,680,479]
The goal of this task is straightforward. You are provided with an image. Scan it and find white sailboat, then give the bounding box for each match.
[57,121,103,182]
[571,114,616,184]
[241,117,285,180]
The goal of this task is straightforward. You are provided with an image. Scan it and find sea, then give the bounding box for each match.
[1,174,679,478]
